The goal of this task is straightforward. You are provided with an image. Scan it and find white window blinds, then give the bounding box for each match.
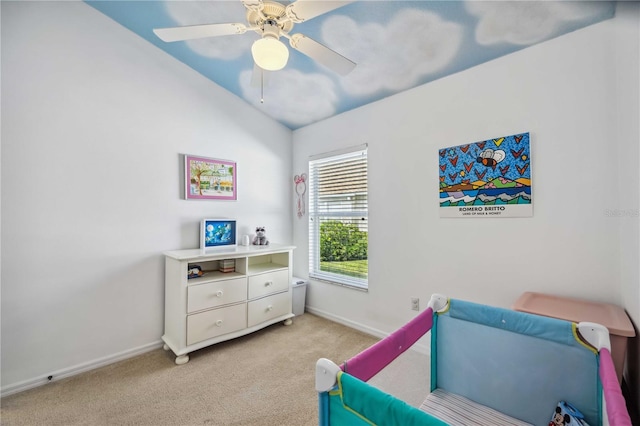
[309,145,368,289]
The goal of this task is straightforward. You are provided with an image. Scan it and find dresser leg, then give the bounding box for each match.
[175,354,189,365]
[284,318,293,326]
[163,344,170,351]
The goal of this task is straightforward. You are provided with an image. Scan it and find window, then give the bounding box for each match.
[309,145,368,290]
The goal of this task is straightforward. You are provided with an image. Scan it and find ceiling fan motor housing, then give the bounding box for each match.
[247,1,294,35]
[262,19,280,40]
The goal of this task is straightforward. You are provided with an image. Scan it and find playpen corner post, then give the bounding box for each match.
[598,348,633,426]
[578,322,632,425]
[430,311,438,392]
[316,358,341,425]
[428,294,448,313]
[318,391,329,426]
[427,293,448,393]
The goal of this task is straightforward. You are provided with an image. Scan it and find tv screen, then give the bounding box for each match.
[201,219,237,250]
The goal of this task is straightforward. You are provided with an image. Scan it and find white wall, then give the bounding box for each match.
[615,1,640,412]
[1,1,292,394]
[293,6,639,365]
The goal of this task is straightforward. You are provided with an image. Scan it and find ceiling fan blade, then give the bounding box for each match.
[289,34,356,75]
[153,23,249,42]
[286,0,354,23]
[242,0,264,13]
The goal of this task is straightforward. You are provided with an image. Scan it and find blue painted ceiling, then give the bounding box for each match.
[87,1,615,130]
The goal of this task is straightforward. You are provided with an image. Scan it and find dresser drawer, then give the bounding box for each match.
[187,303,247,345]
[187,277,247,313]
[248,269,289,299]
[247,291,290,328]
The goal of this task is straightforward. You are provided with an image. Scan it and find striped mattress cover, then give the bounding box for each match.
[420,389,533,426]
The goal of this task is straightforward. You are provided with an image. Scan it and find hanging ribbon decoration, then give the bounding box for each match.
[294,174,307,219]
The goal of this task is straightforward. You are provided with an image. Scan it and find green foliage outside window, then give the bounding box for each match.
[320,221,368,262]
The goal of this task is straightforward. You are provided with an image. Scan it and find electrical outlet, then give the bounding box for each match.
[411,297,420,311]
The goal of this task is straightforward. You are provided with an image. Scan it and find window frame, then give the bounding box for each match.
[308,144,368,291]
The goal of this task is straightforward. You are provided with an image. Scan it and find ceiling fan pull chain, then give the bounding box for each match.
[260,69,264,104]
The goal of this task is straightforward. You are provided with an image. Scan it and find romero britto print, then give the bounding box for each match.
[439,132,532,218]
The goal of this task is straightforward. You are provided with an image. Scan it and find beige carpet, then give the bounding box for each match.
[1,314,386,426]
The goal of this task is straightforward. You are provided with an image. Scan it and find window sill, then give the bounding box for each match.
[309,276,368,292]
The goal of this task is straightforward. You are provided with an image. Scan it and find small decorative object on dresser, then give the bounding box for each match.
[162,244,295,365]
[252,226,269,245]
[218,259,235,273]
[187,265,204,279]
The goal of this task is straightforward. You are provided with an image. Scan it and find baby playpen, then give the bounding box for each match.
[315,294,632,425]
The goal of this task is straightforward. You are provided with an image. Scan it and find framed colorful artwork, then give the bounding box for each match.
[439,132,532,218]
[184,154,237,201]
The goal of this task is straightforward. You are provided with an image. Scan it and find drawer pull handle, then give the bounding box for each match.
[267,305,273,311]
[216,290,224,298]
[215,320,223,327]
[265,281,273,287]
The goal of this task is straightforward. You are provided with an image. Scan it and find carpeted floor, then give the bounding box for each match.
[1,314,430,426]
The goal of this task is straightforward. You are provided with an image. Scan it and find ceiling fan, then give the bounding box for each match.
[153,0,356,75]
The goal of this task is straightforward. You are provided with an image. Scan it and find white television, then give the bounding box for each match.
[200,219,237,250]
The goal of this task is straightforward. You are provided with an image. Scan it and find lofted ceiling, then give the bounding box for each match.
[87,1,615,130]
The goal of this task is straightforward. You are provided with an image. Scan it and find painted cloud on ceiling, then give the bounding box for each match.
[87,0,616,129]
[322,9,463,97]
[467,1,614,45]
[240,68,338,128]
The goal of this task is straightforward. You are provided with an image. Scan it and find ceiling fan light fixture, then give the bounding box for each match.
[252,36,289,71]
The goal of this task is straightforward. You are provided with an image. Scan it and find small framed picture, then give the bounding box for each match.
[184,155,236,201]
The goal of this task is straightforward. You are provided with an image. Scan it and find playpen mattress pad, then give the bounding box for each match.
[420,389,532,426]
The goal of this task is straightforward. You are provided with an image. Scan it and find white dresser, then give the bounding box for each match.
[162,244,295,364]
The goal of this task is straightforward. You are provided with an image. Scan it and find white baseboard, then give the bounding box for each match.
[1,340,163,398]
[3,311,432,398]
[305,306,430,355]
